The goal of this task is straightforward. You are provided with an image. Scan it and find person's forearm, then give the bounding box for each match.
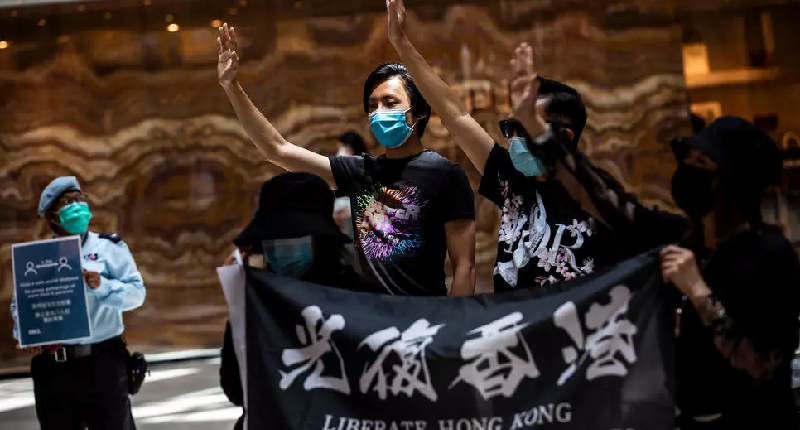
[393,38,467,124]
[688,283,783,381]
[449,263,476,296]
[93,277,146,312]
[222,80,288,160]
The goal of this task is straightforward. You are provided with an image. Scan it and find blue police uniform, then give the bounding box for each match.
[10,176,145,430]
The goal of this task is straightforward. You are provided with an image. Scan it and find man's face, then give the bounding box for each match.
[45,190,87,234]
[368,77,413,124]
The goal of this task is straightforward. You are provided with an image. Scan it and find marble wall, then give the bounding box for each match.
[0,0,690,369]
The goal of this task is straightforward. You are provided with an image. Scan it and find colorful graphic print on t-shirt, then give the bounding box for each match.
[354,185,429,261]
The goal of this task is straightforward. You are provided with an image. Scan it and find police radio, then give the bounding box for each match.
[128,351,149,395]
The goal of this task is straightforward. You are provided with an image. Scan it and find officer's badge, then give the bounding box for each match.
[85,253,99,261]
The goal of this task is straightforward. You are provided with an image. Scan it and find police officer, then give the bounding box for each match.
[10,176,145,430]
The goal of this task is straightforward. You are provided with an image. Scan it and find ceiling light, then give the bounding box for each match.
[0,41,9,50]
[211,19,222,28]
[167,23,179,32]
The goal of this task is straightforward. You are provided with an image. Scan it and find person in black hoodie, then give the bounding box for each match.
[507,43,800,429]
[219,172,381,430]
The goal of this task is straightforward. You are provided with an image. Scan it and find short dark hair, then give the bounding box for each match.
[538,92,587,148]
[363,63,431,138]
[339,131,368,156]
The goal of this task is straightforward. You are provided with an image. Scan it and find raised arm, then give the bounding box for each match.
[509,43,685,250]
[386,0,494,173]
[217,24,335,187]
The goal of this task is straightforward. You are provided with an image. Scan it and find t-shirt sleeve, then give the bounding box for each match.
[478,142,525,208]
[329,155,365,194]
[439,164,476,224]
[626,204,687,251]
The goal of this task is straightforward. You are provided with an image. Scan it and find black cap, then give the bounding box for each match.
[234,172,350,247]
[671,116,782,188]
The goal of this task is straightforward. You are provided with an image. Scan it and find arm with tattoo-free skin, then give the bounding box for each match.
[217,23,335,187]
[445,220,476,296]
[508,42,678,245]
[386,0,495,174]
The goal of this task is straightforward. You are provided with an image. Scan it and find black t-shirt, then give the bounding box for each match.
[478,143,624,292]
[330,151,475,296]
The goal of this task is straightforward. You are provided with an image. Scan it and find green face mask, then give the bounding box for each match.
[58,202,92,235]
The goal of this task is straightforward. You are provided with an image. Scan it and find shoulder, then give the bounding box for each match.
[331,154,369,165]
[329,154,368,172]
[94,232,132,254]
[98,233,124,244]
[758,226,799,262]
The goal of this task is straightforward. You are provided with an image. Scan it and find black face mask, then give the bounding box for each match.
[671,163,716,219]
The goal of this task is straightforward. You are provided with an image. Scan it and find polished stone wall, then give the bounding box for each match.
[0,0,690,368]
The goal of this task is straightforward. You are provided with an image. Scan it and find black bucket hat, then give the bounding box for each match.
[234,172,350,247]
[671,116,782,189]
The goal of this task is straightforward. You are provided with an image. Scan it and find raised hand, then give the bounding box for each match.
[386,0,408,47]
[509,42,547,137]
[217,23,240,86]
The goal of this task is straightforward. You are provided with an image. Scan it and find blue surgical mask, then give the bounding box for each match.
[58,202,93,235]
[262,236,314,278]
[508,137,546,177]
[369,108,415,148]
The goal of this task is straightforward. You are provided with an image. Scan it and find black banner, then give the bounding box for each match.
[246,249,675,430]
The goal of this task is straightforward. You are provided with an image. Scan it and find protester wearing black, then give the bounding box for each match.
[220,172,384,430]
[385,0,624,293]
[476,81,625,292]
[516,81,800,427]
[217,23,476,298]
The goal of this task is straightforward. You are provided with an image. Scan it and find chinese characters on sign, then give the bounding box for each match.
[451,312,539,399]
[359,319,444,401]
[553,286,638,386]
[279,287,639,401]
[11,236,92,347]
[279,306,351,394]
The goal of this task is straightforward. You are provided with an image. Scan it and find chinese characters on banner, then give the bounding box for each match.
[12,236,92,347]
[245,250,675,430]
